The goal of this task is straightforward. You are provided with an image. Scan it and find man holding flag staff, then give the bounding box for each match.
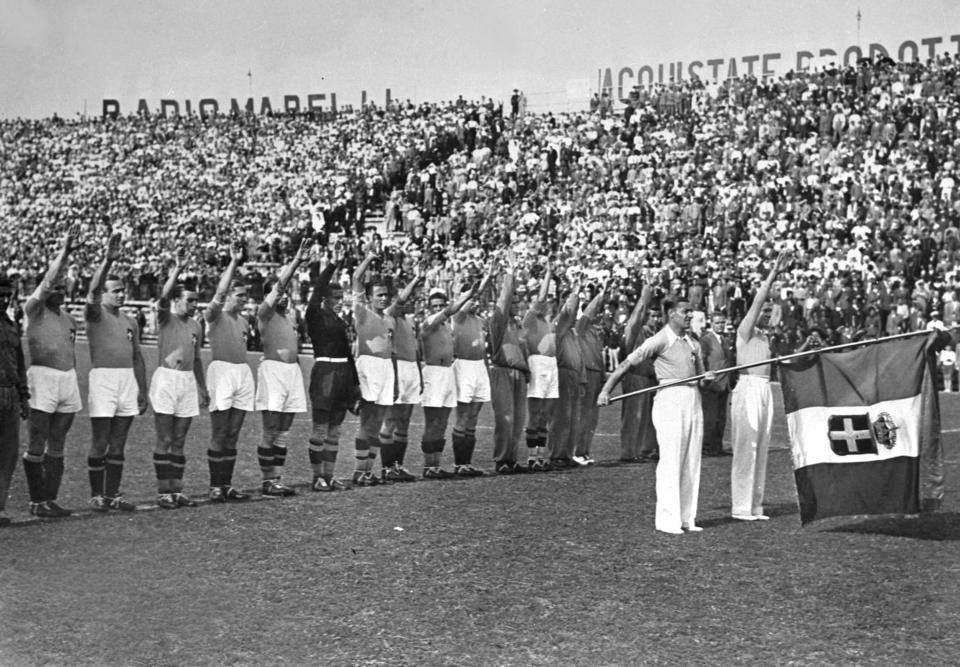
[598,299,715,535]
[730,251,789,522]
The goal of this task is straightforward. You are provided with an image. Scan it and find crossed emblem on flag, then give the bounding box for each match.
[827,413,899,455]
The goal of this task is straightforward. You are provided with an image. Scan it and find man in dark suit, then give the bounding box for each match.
[700,311,735,456]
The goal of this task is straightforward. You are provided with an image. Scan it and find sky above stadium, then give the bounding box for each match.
[0,0,956,119]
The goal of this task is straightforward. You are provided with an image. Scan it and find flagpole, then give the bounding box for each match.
[607,327,950,404]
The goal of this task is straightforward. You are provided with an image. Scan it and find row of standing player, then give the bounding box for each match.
[4,226,621,519]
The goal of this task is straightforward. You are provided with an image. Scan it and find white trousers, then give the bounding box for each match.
[651,385,703,532]
[730,375,774,516]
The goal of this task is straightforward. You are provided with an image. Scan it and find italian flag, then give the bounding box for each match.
[780,333,944,525]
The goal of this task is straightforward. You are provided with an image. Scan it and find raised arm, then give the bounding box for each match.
[206,242,243,322]
[576,285,606,335]
[30,223,80,312]
[555,278,581,338]
[622,284,653,351]
[496,252,518,315]
[159,248,186,307]
[85,232,122,319]
[738,251,788,342]
[351,251,378,296]
[535,262,552,306]
[386,265,425,317]
[263,237,311,310]
[307,256,339,310]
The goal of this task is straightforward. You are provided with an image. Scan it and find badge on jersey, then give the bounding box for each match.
[126,328,134,341]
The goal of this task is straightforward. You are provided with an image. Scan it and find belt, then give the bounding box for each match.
[315,356,348,363]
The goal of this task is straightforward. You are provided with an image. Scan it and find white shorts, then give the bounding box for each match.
[395,359,422,405]
[27,366,82,414]
[149,367,200,418]
[207,360,256,412]
[527,354,560,399]
[356,355,395,406]
[88,368,140,418]
[255,359,307,413]
[421,364,457,408]
[453,358,491,404]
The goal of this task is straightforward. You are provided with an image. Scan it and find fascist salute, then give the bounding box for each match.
[204,241,253,502]
[84,231,147,512]
[255,238,312,497]
[419,269,487,478]
[150,248,208,509]
[22,224,82,518]
[305,246,356,492]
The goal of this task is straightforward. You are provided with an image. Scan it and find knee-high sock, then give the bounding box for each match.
[169,454,186,493]
[272,431,289,477]
[222,448,238,486]
[207,448,226,487]
[258,428,277,480]
[153,453,172,494]
[104,453,125,498]
[88,456,106,497]
[43,453,65,502]
[354,438,369,473]
[22,453,46,503]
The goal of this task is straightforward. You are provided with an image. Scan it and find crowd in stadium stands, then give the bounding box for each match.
[4,52,960,367]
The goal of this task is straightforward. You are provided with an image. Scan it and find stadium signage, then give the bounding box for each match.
[600,31,960,103]
[101,93,338,118]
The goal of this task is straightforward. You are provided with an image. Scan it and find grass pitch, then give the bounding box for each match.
[0,344,958,665]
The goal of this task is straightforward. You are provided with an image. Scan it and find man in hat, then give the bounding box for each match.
[0,274,29,526]
[204,242,254,502]
[22,224,81,518]
[150,249,208,509]
[85,232,148,512]
[255,239,312,496]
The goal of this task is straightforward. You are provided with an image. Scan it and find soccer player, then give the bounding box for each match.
[350,251,395,487]
[150,250,209,509]
[204,242,253,502]
[0,276,29,527]
[378,267,425,483]
[305,250,356,492]
[419,282,483,478]
[546,277,584,468]
[487,251,530,474]
[22,224,82,518]
[572,285,608,466]
[451,265,496,476]
[85,232,148,512]
[256,238,312,496]
[522,263,558,471]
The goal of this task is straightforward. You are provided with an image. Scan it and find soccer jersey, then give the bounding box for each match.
[206,303,249,364]
[25,299,76,372]
[157,308,202,371]
[258,303,300,364]
[85,304,139,369]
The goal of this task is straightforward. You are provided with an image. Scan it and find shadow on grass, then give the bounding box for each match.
[697,502,800,528]
[825,512,960,541]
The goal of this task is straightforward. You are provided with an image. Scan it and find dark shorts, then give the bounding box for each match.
[309,361,358,411]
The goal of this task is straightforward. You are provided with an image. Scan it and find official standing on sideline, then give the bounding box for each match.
[730,252,788,521]
[599,300,715,535]
[84,232,148,512]
[22,225,81,518]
